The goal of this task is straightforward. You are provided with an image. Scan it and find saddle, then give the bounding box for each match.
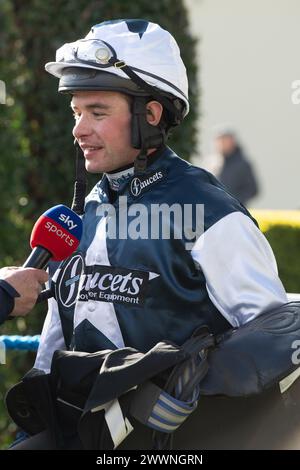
[6,301,300,449]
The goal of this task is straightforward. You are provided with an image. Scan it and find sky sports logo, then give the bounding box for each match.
[58,213,78,230]
[45,220,75,247]
[31,205,83,261]
[43,208,81,247]
[42,205,83,242]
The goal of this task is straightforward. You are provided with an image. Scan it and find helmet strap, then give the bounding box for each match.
[71,141,87,215]
[108,57,182,126]
[131,96,166,174]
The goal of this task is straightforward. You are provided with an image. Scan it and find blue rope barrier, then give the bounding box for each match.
[0,335,40,351]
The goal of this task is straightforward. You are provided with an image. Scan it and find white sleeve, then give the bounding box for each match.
[34,296,66,373]
[191,212,288,327]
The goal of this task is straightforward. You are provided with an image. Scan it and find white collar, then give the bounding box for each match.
[105,166,134,191]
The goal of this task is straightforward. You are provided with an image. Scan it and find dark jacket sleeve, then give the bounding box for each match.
[0,280,20,326]
[235,160,259,204]
[219,151,259,206]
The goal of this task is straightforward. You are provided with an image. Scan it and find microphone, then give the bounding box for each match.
[23,205,83,269]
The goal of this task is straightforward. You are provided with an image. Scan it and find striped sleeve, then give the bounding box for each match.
[191,212,288,327]
[34,296,66,372]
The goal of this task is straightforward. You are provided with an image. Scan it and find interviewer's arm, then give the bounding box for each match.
[0,280,19,325]
[0,267,48,325]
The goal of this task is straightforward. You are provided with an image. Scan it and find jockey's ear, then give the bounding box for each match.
[146,101,163,126]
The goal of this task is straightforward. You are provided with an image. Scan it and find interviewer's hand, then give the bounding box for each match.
[0,267,49,316]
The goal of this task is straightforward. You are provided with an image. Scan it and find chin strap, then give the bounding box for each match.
[71,141,87,215]
[134,149,148,174]
[132,96,166,174]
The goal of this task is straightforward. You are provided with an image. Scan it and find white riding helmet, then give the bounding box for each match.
[45,19,189,120]
[46,19,190,183]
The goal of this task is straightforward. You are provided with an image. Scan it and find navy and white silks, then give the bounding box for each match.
[35,146,287,372]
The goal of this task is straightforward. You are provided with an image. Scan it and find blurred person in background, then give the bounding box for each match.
[202,126,259,206]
